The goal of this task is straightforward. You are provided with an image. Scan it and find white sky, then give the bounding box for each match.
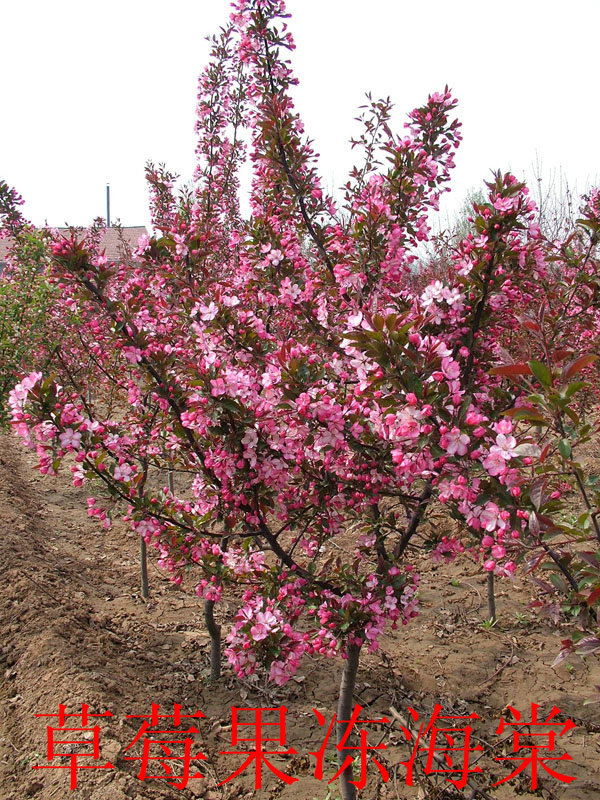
[2,0,599,232]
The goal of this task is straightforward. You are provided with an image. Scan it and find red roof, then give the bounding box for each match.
[0,226,148,266]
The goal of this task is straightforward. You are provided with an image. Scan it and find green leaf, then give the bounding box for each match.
[548,573,568,592]
[458,393,472,421]
[558,439,572,459]
[562,381,586,400]
[405,374,423,397]
[528,360,552,387]
[220,398,242,414]
[564,407,580,426]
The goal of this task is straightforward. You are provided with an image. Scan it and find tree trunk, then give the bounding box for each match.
[140,536,149,599]
[204,598,221,682]
[336,639,362,800]
[487,571,496,623]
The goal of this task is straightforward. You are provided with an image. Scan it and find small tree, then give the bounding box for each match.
[4,2,600,798]
[0,181,60,424]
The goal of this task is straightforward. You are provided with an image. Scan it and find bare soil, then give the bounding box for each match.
[1,432,599,800]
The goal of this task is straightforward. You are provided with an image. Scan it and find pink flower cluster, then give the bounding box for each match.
[6,0,584,686]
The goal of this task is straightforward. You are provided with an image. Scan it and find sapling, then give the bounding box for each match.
[5,3,600,798]
[487,572,497,623]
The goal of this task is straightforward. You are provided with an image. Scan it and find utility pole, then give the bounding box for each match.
[106,184,111,227]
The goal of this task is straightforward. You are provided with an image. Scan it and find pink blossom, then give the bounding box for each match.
[441,357,460,380]
[114,463,134,482]
[200,302,218,321]
[494,433,518,459]
[122,346,142,364]
[59,428,82,450]
[482,448,508,476]
[480,502,501,532]
[442,427,470,456]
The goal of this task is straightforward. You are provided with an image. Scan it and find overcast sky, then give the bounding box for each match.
[2,0,599,232]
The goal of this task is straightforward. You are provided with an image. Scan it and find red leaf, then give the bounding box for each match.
[530,478,547,511]
[529,512,539,535]
[552,644,573,668]
[490,363,532,377]
[564,354,597,380]
[505,406,547,424]
[553,349,574,363]
[575,637,600,656]
[587,586,600,607]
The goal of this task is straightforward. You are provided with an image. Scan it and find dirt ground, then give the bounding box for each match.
[1,432,599,800]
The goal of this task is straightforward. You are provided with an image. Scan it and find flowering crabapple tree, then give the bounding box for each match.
[5,1,598,796]
[482,189,600,676]
[0,184,172,593]
[0,181,61,425]
[0,181,143,429]
[412,185,600,625]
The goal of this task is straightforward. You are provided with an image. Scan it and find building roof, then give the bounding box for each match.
[0,226,148,267]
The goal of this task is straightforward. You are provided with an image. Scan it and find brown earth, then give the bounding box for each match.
[1,432,599,800]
